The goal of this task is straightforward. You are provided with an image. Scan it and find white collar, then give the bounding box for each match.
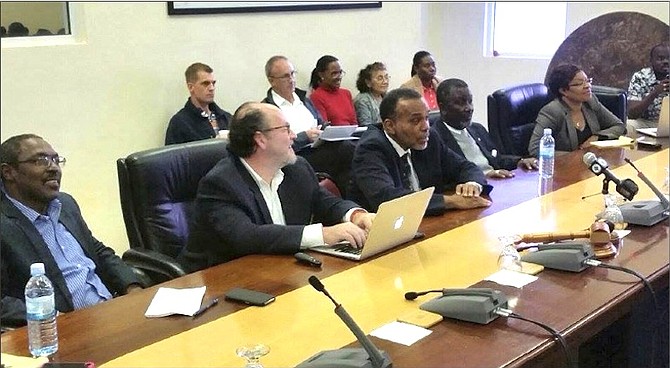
[384,131,411,158]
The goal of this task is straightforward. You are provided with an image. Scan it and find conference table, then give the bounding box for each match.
[2,142,668,368]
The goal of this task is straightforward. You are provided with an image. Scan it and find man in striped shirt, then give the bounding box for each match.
[1,134,141,328]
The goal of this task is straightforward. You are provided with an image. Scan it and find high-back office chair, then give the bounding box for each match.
[118,138,228,284]
[591,85,627,124]
[487,83,551,157]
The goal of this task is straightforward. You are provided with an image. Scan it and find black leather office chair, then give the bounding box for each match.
[591,85,627,124]
[118,138,228,285]
[487,83,551,157]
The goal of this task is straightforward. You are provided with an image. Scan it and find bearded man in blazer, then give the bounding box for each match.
[180,102,375,272]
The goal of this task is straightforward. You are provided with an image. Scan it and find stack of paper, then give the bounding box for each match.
[144,286,206,318]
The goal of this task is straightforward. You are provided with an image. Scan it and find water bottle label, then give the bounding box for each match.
[26,295,55,317]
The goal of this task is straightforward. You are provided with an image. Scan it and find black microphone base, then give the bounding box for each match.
[295,348,392,368]
[620,200,669,226]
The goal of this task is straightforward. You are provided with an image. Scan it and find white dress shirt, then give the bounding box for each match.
[271,90,318,133]
[384,132,420,191]
[240,158,362,248]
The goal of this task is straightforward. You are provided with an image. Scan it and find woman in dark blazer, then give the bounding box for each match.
[528,64,625,156]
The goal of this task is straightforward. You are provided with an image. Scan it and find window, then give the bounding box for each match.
[484,2,567,59]
[1,2,70,37]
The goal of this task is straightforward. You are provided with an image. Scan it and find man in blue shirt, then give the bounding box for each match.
[1,134,141,327]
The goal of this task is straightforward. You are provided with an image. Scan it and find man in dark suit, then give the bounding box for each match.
[433,78,538,179]
[347,88,492,216]
[1,134,141,328]
[180,102,375,271]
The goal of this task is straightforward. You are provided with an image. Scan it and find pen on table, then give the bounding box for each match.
[192,297,219,319]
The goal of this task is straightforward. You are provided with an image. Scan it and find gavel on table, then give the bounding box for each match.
[515,220,614,246]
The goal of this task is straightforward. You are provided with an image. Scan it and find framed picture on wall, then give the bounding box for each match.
[167,2,382,15]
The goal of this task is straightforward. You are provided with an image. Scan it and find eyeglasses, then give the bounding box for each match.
[270,70,297,81]
[260,123,292,134]
[330,70,346,78]
[373,74,390,82]
[15,155,66,167]
[568,77,593,88]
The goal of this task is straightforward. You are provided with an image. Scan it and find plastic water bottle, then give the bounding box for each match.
[25,262,58,357]
[538,128,555,178]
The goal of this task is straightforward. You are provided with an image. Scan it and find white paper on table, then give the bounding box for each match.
[485,269,538,288]
[318,126,358,141]
[144,286,206,318]
[370,321,432,346]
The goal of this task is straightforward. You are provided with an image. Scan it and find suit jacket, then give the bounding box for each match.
[528,95,626,156]
[1,193,139,327]
[347,124,491,216]
[433,120,522,171]
[181,153,359,271]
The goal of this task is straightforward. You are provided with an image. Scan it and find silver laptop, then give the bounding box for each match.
[311,187,434,261]
[636,96,669,138]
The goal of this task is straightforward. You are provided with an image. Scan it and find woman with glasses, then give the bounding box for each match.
[400,51,443,111]
[309,55,357,126]
[528,64,625,156]
[353,62,389,126]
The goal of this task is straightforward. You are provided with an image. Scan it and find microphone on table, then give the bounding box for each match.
[296,276,392,368]
[615,158,670,226]
[404,288,508,325]
[582,152,638,201]
[624,158,670,209]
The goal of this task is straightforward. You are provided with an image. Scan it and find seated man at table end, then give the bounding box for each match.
[627,42,669,131]
[1,134,142,328]
[347,88,492,216]
[434,78,538,179]
[179,102,375,272]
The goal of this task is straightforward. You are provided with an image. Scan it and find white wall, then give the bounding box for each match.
[1,2,668,255]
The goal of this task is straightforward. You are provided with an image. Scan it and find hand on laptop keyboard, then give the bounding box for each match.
[323,222,367,248]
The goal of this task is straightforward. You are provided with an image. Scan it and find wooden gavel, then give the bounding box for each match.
[515,220,613,245]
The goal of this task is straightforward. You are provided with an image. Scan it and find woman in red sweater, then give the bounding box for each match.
[309,55,358,126]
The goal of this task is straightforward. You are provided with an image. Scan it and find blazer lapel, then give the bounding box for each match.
[233,158,273,224]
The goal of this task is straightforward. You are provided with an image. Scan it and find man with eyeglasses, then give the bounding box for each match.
[165,62,233,145]
[261,55,356,196]
[627,42,670,128]
[179,102,375,271]
[0,134,142,328]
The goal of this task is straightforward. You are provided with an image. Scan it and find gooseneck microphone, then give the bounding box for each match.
[582,152,638,201]
[297,276,392,368]
[624,158,670,209]
[404,289,444,300]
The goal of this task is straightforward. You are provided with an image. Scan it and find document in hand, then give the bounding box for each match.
[144,286,206,318]
[312,125,359,148]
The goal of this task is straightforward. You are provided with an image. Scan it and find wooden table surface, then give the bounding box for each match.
[2,144,668,367]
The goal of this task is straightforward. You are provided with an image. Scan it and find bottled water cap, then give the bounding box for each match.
[30,262,45,276]
[543,128,552,135]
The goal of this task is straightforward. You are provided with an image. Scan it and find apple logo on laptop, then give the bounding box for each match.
[393,216,404,230]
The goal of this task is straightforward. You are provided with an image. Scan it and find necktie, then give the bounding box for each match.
[399,153,413,191]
